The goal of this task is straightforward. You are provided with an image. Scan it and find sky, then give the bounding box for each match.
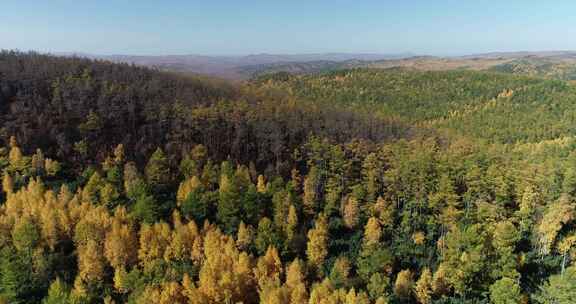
[2,0,576,56]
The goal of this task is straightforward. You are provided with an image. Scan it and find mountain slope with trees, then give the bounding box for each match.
[253,69,576,143]
[1,52,576,304]
[0,51,409,172]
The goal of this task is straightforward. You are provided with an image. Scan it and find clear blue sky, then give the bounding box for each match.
[2,0,576,56]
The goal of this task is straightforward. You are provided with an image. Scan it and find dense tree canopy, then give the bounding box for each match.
[1,51,576,303]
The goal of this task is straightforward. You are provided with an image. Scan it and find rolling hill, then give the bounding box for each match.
[70,52,412,80]
[3,51,576,303]
[58,50,576,82]
[238,51,576,80]
[253,68,576,143]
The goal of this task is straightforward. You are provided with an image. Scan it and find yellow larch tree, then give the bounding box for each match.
[159,281,187,304]
[177,176,202,205]
[104,208,138,270]
[2,173,13,195]
[286,204,298,242]
[77,239,106,284]
[257,174,268,193]
[343,196,360,229]
[363,217,382,249]
[197,227,256,303]
[254,246,284,290]
[237,221,253,251]
[415,268,433,304]
[536,194,575,256]
[8,136,26,171]
[138,222,171,270]
[372,196,395,230]
[164,216,196,263]
[394,269,414,301]
[306,214,329,270]
[285,258,306,291]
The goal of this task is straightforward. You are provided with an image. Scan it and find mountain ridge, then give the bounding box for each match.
[43,50,576,80]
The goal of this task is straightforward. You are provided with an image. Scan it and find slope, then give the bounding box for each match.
[253,68,576,143]
[0,51,411,170]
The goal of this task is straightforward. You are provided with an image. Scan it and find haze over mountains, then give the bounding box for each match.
[56,50,576,80]
[61,52,411,79]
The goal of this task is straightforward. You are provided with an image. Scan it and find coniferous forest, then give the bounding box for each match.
[3,51,576,304]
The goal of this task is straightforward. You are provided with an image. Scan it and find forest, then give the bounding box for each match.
[1,51,576,304]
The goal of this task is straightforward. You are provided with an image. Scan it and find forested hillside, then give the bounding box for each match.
[490,58,576,81]
[253,69,576,143]
[1,52,576,304]
[0,51,408,171]
[243,54,576,83]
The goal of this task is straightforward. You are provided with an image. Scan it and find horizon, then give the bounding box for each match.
[7,49,576,59]
[3,1,576,56]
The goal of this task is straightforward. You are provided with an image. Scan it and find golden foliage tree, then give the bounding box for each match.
[254,246,283,290]
[363,217,382,249]
[104,208,138,270]
[286,204,298,242]
[415,268,433,304]
[138,222,171,270]
[537,194,575,256]
[177,176,202,204]
[343,196,360,229]
[77,240,106,284]
[306,214,329,270]
[394,269,414,301]
[2,173,13,195]
[237,221,253,251]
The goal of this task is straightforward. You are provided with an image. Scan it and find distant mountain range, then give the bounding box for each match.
[58,52,412,80]
[55,51,576,80]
